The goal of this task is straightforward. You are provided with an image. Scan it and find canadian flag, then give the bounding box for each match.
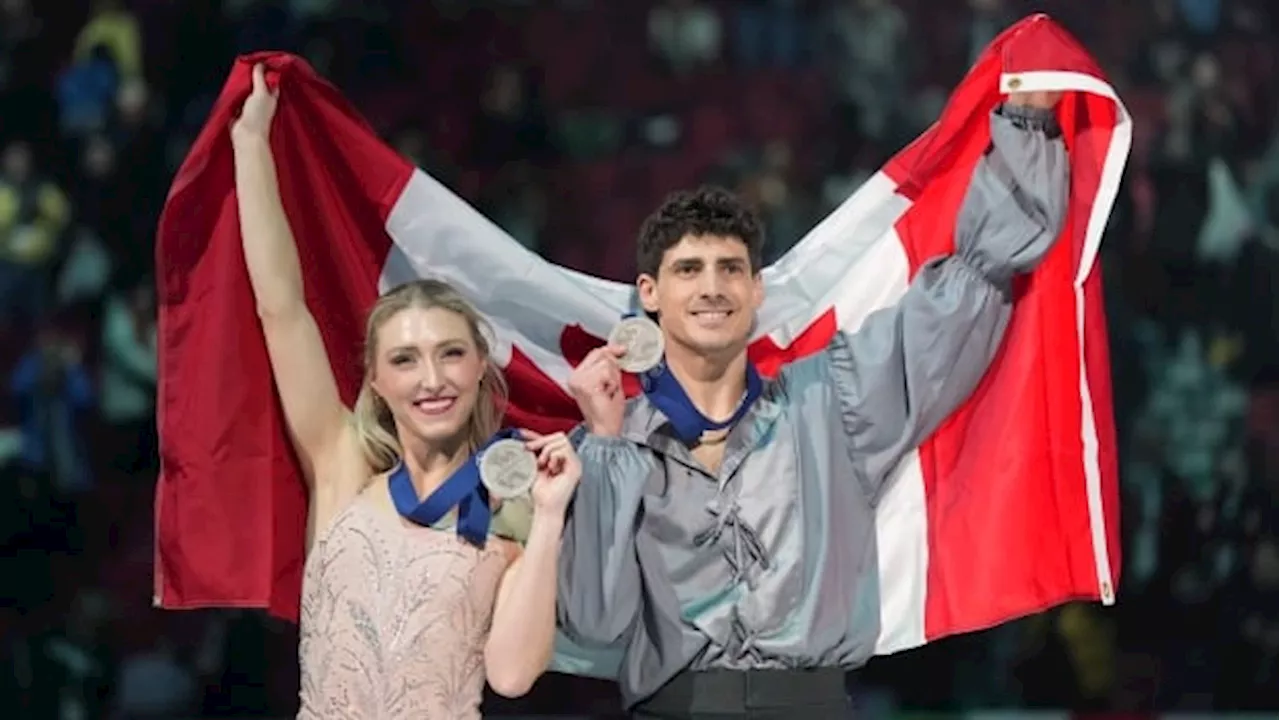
[155,14,1125,665]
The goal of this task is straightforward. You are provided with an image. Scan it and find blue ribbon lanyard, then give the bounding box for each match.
[642,363,763,443]
[387,428,522,545]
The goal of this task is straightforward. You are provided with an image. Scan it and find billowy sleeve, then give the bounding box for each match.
[556,428,652,644]
[783,103,1069,503]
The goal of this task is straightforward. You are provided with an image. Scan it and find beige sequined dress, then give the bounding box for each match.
[296,490,529,719]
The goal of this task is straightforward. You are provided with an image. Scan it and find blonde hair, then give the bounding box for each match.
[352,279,508,473]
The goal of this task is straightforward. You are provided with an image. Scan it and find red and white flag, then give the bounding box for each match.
[155,14,1125,663]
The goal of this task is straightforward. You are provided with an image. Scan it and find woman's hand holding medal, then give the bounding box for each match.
[521,430,581,515]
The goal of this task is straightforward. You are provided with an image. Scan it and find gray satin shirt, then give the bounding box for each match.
[557,104,1069,709]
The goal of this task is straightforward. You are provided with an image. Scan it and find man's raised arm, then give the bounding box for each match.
[784,97,1069,502]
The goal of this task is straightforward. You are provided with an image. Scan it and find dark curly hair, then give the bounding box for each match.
[636,185,764,278]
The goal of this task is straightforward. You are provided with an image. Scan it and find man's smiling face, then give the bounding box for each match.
[637,233,763,358]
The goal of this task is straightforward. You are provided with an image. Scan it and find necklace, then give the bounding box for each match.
[698,428,731,446]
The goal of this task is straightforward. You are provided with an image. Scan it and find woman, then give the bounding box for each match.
[231,64,577,719]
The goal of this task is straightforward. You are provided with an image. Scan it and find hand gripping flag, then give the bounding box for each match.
[155,14,1125,668]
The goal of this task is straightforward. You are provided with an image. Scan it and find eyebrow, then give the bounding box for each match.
[670,257,747,269]
[385,338,469,355]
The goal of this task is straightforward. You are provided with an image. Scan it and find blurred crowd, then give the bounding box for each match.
[0,0,1274,718]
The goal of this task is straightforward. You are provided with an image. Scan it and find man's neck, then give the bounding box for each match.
[664,343,749,423]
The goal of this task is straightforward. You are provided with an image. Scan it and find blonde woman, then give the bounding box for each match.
[230,64,578,719]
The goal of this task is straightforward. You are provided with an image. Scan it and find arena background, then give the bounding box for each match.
[0,0,1274,718]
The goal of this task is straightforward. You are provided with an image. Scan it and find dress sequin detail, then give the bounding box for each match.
[297,495,508,719]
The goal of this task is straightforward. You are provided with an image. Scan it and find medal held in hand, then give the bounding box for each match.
[478,438,538,499]
[608,315,664,373]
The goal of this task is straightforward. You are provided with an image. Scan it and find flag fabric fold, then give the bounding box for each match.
[155,14,1125,663]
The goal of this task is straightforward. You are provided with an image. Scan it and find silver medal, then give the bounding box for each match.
[478,438,538,499]
[608,315,664,374]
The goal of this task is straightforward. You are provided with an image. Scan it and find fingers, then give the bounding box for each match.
[570,346,623,397]
[580,344,624,370]
[536,439,566,473]
[524,430,568,452]
[251,63,266,94]
[250,63,279,98]
[597,372,621,397]
[538,447,566,476]
[526,431,574,475]
[1007,90,1062,110]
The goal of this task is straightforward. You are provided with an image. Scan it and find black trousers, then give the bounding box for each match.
[630,668,852,719]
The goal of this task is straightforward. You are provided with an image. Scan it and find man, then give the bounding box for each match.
[558,92,1067,719]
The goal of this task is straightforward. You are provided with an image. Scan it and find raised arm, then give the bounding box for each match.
[790,97,1069,503]
[231,64,361,495]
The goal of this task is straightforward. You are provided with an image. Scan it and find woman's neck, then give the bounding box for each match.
[664,343,749,423]
[399,433,471,496]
